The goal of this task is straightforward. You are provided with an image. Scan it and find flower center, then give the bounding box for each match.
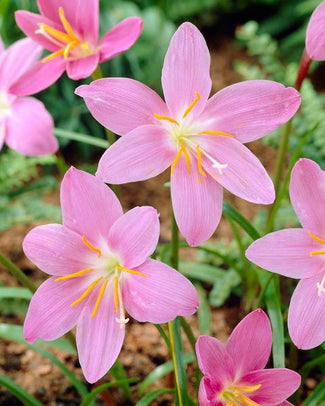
[221,383,261,406]
[54,235,146,323]
[35,7,94,62]
[308,231,325,296]
[154,92,232,179]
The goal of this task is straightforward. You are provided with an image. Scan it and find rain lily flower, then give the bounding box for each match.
[14,0,142,93]
[196,309,301,406]
[246,158,325,350]
[306,1,325,61]
[76,22,301,247]
[23,167,198,383]
[0,37,57,155]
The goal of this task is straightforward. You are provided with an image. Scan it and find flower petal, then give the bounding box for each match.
[199,377,223,406]
[162,22,211,117]
[288,274,325,349]
[196,335,235,383]
[61,167,123,246]
[226,309,272,376]
[246,229,324,279]
[0,38,42,89]
[96,125,174,184]
[66,53,99,80]
[200,80,301,143]
[23,224,94,276]
[289,158,325,235]
[75,78,168,136]
[306,1,325,60]
[241,368,301,406]
[76,282,125,383]
[171,155,223,247]
[99,17,142,62]
[24,277,86,343]
[108,207,160,269]
[5,97,58,156]
[123,259,198,323]
[198,135,275,204]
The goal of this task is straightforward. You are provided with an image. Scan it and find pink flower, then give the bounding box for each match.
[306,1,325,60]
[23,167,198,383]
[196,309,301,406]
[0,37,57,155]
[246,158,325,350]
[75,22,301,247]
[14,0,142,94]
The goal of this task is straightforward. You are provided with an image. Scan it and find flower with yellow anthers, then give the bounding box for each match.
[196,310,301,406]
[76,22,301,247]
[23,167,198,383]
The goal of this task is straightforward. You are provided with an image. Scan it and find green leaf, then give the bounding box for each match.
[0,287,32,300]
[223,201,260,240]
[54,128,110,149]
[109,360,133,401]
[209,269,241,307]
[302,379,325,406]
[135,388,175,406]
[196,283,211,335]
[179,262,229,283]
[0,374,43,406]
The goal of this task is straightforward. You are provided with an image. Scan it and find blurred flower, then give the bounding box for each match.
[196,309,301,406]
[14,0,142,93]
[246,158,325,350]
[0,37,57,156]
[23,167,198,383]
[306,1,325,60]
[76,22,301,247]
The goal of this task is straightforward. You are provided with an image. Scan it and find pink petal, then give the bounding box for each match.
[23,224,93,276]
[306,1,325,60]
[5,97,58,156]
[99,17,143,62]
[24,277,86,343]
[9,57,66,97]
[75,78,168,136]
[288,274,325,349]
[108,207,160,269]
[66,53,99,80]
[241,368,301,405]
[198,135,275,204]
[200,80,301,143]
[162,22,211,118]
[246,229,324,279]
[199,377,223,406]
[61,167,123,246]
[96,125,174,184]
[76,282,125,383]
[123,259,199,323]
[171,156,223,247]
[0,38,42,89]
[196,335,235,383]
[289,158,325,235]
[226,309,272,376]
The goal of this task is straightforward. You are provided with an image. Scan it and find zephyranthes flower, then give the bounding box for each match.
[306,1,325,61]
[23,167,198,383]
[196,309,301,406]
[0,37,57,155]
[76,22,301,247]
[14,0,142,94]
[246,158,325,350]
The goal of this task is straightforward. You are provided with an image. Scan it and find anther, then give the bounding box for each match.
[70,277,103,306]
[183,92,200,118]
[198,130,233,137]
[92,279,108,318]
[55,268,94,281]
[196,144,207,177]
[153,113,179,126]
[82,235,102,258]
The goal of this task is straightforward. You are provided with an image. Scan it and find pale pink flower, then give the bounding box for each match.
[0,37,57,155]
[75,22,301,247]
[13,0,142,94]
[246,158,325,350]
[306,1,325,60]
[196,309,301,406]
[23,167,198,383]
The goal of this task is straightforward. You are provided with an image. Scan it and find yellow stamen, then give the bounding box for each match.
[39,23,71,44]
[91,279,108,318]
[226,403,235,406]
[196,144,207,177]
[171,148,183,176]
[114,276,119,314]
[198,130,233,137]
[154,113,179,126]
[235,394,261,406]
[55,268,94,281]
[82,235,102,258]
[42,48,65,63]
[231,384,261,393]
[183,91,200,118]
[118,266,147,277]
[81,42,89,51]
[63,41,78,59]
[308,231,325,244]
[70,277,103,306]
[310,250,325,257]
[180,140,191,173]
[59,7,79,42]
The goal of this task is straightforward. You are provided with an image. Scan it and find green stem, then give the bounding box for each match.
[154,324,171,353]
[179,317,196,355]
[55,150,69,177]
[54,128,109,149]
[170,213,179,269]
